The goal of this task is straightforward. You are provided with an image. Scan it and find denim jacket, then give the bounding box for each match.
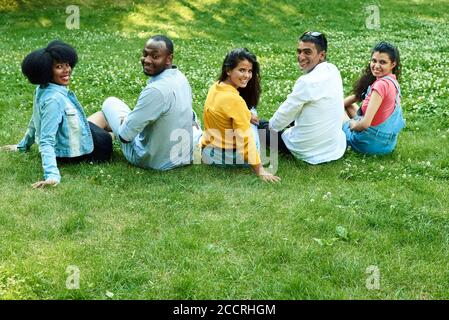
[17,83,94,183]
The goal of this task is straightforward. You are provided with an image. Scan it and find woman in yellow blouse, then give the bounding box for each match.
[201,48,280,182]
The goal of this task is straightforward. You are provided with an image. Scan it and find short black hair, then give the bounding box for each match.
[299,31,328,52]
[149,35,174,55]
[21,40,78,85]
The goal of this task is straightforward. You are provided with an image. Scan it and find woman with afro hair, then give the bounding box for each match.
[2,40,113,188]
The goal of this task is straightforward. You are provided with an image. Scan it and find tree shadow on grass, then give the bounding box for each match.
[0,0,377,43]
[113,0,307,44]
[2,0,449,45]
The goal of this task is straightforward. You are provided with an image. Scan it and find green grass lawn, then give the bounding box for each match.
[1,0,448,299]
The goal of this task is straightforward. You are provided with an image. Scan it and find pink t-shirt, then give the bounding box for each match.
[361,74,399,126]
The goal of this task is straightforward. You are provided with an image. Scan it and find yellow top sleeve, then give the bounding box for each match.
[201,82,261,166]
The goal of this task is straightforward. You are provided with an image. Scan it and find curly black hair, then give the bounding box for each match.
[21,40,78,86]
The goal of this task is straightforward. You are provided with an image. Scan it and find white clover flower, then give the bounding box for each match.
[323,192,332,200]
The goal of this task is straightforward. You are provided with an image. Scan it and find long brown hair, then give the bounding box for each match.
[353,42,401,101]
[218,48,261,108]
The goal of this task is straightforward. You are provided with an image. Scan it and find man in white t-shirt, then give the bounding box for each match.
[259,31,346,164]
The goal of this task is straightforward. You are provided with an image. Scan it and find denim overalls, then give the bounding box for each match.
[343,76,406,155]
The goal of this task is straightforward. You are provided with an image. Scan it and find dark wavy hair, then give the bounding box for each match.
[21,40,78,86]
[218,48,261,108]
[353,41,401,101]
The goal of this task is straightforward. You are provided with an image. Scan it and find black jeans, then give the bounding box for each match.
[257,120,292,155]
[56,122,113,164]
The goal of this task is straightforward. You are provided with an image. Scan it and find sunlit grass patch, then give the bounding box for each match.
[0,0,448,299]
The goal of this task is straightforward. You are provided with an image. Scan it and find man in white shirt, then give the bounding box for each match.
[259,31,346,164]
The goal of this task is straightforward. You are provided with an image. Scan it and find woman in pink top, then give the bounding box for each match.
[343,42,405,155]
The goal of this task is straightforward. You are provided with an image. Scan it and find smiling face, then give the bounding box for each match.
[224,59,253,89]
[297,41,326,73]
[52,62,71,86]
[370,51,396,78]
[141,39,173,76]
